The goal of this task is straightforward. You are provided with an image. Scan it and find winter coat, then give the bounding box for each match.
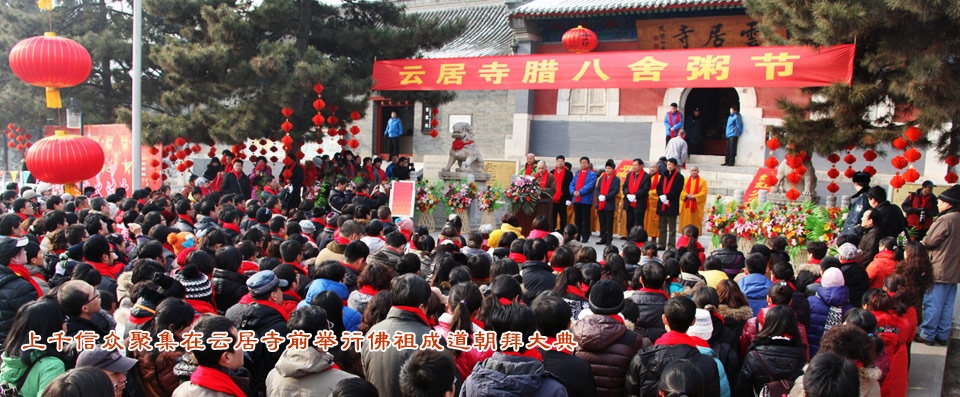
[866,251,897,290]
[571,314,644,396]
[656,170,685,217]
[725,112,743,138]
[872,200,908,240]
[520,261,556,298]
[367,247,403,269]
[922,208,960,283]
[175,218,195,234]
[299,278,361,331]
[315,240,347,265]
[351,193,387,211]
[0,352,64,397]
[626,337,721,397]
[221,171,251,199]
[842,188,870,236]
[873,310,912,397]
[696,345,731,397]
[858,226,882,266]
[717,304,754,338]
[133,349,184,397]
[225,300,289,396]
[328,189,354,213]
[707,315,741,393]
[347,289,375,314]
[211,268,248,315]
[265,347,356,397]
[901,190,939,231]
[626,289,669,341]
[735,343,806,397]
[840,260,870,305]
[0,265,39,343]
[194,215,218,238]
[593,175,620,212]
[460,352,568,397]
[434,312,492,381]
[569,169,598,206]
[738,307,810,361]
[540,348,597,397]
[362,307,438,397]
[806,285,854,355]
[738,273,772,316]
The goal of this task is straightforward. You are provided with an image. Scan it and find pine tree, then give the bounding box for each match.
[744,0,960,158]
[0,0,168,130]
[136,0,465,145]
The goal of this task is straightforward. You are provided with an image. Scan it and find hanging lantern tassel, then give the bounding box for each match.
[46,87,61,108]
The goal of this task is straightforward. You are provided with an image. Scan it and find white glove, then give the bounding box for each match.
[565,200,572,206]
[659,195,668,204]
[627,194,636,202]
[598,196,606,202]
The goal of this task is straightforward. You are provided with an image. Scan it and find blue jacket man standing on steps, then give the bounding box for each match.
[384,112,402,158]
[723,106,743,166]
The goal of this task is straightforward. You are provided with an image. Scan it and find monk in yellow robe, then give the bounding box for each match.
[645,165,661,238]
[678,165,708,233]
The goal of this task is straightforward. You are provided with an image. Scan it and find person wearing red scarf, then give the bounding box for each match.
[901,181,939,240]
[571,280,643,395]
[532,161,555,201]
[622,158,651,236]
[12,198,33,222]
[552,156,574,232]
[221,159,251,199]
[173,315,248,397]
[595,160,621,245]
[361,274,438,397]
[656,158,685,250]
[569,156,598,243]
[225,270,289,396]
[520,153,536,177]
[664,103,683,145]
[678,165,708,234]
[363,157,387,184]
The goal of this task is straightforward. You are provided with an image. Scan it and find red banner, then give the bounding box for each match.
[743,167,777,205]
[372,44,854,91]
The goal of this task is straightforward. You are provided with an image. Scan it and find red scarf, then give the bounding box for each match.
[502,349,542,361]
[655,330,710,349]
[498,297,514,305]
[177,215,195,227]
[358,285,379,296]
[190,367,246,397]
[908,193,933,228]
[87,261,123,280]
[186,299,217,316]
[684,176,701,210]
[283,289,302,302]
[283,261,307,276]
[311,217,327,227]
[608,314,626,325]
[264,186,279,196]
[573,170,588,203]
[270,232,286,241]
[15,212,27,221]
[627,171,644,208]
[639,287,670,300]
[660,170,679,211]
[394,305,434,326]
[239,261,259,274]
[544,337,572,354]
[597,173,614,210]
[357,192,373,200]
[808,258,821,265]
[471,317,485,330]
[129,314,153,325]
[667,111,681,136]
[535,172,549,189]
[270,208,282,216]
[253,299,290,322]
[523,163,535,176]
[565,285,587,300]
[334,236,351,246]
[221,223,241,234]
[508,252,526,263]
[552,167,565,203]
[551,266,566,273]
[7,264,41,298]
[340,261,360,272]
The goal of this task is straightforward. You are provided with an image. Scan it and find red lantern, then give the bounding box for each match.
[175,137,186,147]
[892,137,908,150]
[431,119,439,128]
[786,171,802,185]
[349,139,359,149]
[5,133,13,140]
[350,111,361,121]
[150,159,160,168]
[843,154,856,165]
[260,149,267,155]
[430,129,439,138]
[431,108,439,115]
[891,156,908,169]
[765,157,779,169]
[176,163,187,172]
[337,138,347,146]
[8,33,92,108]
[844,167,855,179]
[161,174,168,181]
[863,149,877,162]
[827,168,840,179]
[763,175,778,186]
[562,25,598,54]
[328,116,339,126]
[766,138,780,151]
[890,173,905,189]
[795,165,807,177]
[863,166,877,176]
[150,172,161,181]
[903,168,920,183]
[827,182,839,193]
[827,153,840,163]
[25,130,105,184]
[185,160,194,167]
[281,108,293,118]
[269,156,278,163]
[904,148,921,163]
[313,83,324,94]
[313,99,325,111]
[350,126,360,135]
[946,156,959,167]
[149,146,159,155]
[281,121,293,132]
[313,114,325,126]
[785,188,800,201]
[15,144,23,152]
[282,169,293,179]
[946,172,958,184]
[281,134,294,146]
[283,157,293,166]
[905,126,922,142]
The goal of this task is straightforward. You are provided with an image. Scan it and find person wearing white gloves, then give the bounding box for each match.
[595,159,621,246]
[622,158,651,239]
[552,155,574,233]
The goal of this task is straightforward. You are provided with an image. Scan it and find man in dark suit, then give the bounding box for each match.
[623,158,651,237]
[552,155,574,232]
[656,158,685,249]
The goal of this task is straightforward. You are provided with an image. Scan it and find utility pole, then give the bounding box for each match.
[131,0,142,191]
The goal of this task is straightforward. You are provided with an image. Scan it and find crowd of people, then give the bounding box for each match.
[0,148,955,397]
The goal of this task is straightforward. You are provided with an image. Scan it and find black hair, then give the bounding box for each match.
[314,261,346,282]
[187,250,216,275]
[771,262,795,283]
[392,273,431,307]
[191,315,237,368]
[42,367,114,397]
[358,263,394,291]
[82,234,110,262]
[867,185,887,202]
[280,240,301,263]
[331,378,379,397]
[215,246,242,272]
[151,298,195,338]
[310,290,345,334]
[399,350,456,397]
[664,297,696,333]
[447,282,483,337]
[71,263,102,287]
[745,253,767,275]
[622,244,641,264]
[552,266,584,297]
[359,290,393,334]
[466,254,490,281]
[3,299,65,361]
[819,324,876,366]
[767,282,794,305]
[659,360,704,397]
[803,352,860,397]
[531,293,571,337]
[344,240,369,263]
[639,261,666,289]
[486,303,537,352]
[807,241,828,260]
[396,253,420,275]
[679,252,701,274]
[523,238,547,261]
[385,232,406,248]
[755,305,802,347]
[288,306,329,335]
[269,216,286,233]
[702,256,722,271]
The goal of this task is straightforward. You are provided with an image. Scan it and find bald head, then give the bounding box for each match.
[59,280,99,318]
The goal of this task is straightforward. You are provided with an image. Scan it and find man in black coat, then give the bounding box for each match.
[841,172,871,236]
[552,156,574,232]
[225,270,290,397]
[656,158,685,249]
[350,182,388,210]
[0,247,39,342]
[221,159,251,199]
[622,158,651,236]
[868,186,907,240]
[595,160,621,245]
[627,262,669,341]
[519,239,556,300]
[531,294,597,397]
[328,176,354,214]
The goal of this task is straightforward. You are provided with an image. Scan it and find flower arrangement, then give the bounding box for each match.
[443,180,479,215]
[504,177,543,215]
[705,196,845,260]
[477,185,504,212]
[415,180,443,216]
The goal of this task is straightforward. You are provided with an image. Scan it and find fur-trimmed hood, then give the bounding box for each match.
[717,304,754,322]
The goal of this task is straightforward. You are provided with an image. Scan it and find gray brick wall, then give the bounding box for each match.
[411,90,515,162]
[529,120,653,162]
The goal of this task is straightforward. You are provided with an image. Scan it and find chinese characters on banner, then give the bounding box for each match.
[389,180,416,218]
[372,44,855,91]
[635,16,781,50]
[743,167,778,205]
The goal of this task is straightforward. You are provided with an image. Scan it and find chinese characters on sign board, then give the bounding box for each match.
[636,16,773,50]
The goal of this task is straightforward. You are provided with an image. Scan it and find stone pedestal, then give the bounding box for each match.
[436,171,492,232]
[767,192,821,206]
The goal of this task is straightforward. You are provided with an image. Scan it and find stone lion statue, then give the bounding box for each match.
[442,122,484,173]
[775,154,818,195]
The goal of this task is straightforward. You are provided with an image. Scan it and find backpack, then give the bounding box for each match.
[753,350,794,397]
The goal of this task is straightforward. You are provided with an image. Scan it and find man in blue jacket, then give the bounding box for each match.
[569,156,598,243]
[384,112,402,157]
[664,103,683,146]
[723,106,743,166]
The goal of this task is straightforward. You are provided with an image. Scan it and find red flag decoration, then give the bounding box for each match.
[373,45,855,91]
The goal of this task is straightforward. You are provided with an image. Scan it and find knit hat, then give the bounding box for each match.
[397,217,414,233]
[588,280,625,315]
[821,267,845,288]
[167,232,196,255]
[324,213,339,230]
[174,265,213,300]
[939,185,960,207]
[837,243,859,261]
[299,219,316,235]
[686,308,714,341]
[549,232,565,246]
